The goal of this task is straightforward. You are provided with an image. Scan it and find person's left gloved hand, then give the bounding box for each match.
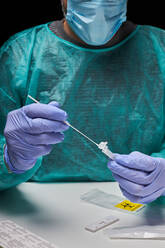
[107,151,165,204]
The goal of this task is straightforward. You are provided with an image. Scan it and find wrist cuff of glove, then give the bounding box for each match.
[3,145,26,174]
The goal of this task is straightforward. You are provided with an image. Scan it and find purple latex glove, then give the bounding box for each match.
[4,102,69,174]
[107,151,165,204]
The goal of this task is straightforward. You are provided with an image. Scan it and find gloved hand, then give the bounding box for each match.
[107,151,165,204]
[4,102,69,174]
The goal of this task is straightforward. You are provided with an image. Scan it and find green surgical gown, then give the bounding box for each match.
[1,23,165,190]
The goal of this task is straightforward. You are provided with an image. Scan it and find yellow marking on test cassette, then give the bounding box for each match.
[115,200,143,211]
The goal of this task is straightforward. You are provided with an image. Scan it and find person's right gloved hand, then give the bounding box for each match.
[4,102,69,174]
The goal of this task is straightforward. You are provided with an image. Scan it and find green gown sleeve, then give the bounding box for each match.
[0,33,42,191]
[151,139,165,159]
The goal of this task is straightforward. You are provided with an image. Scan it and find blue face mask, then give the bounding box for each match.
[66,0,127,46]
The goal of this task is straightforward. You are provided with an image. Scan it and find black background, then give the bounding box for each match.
[0,1,165,47]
